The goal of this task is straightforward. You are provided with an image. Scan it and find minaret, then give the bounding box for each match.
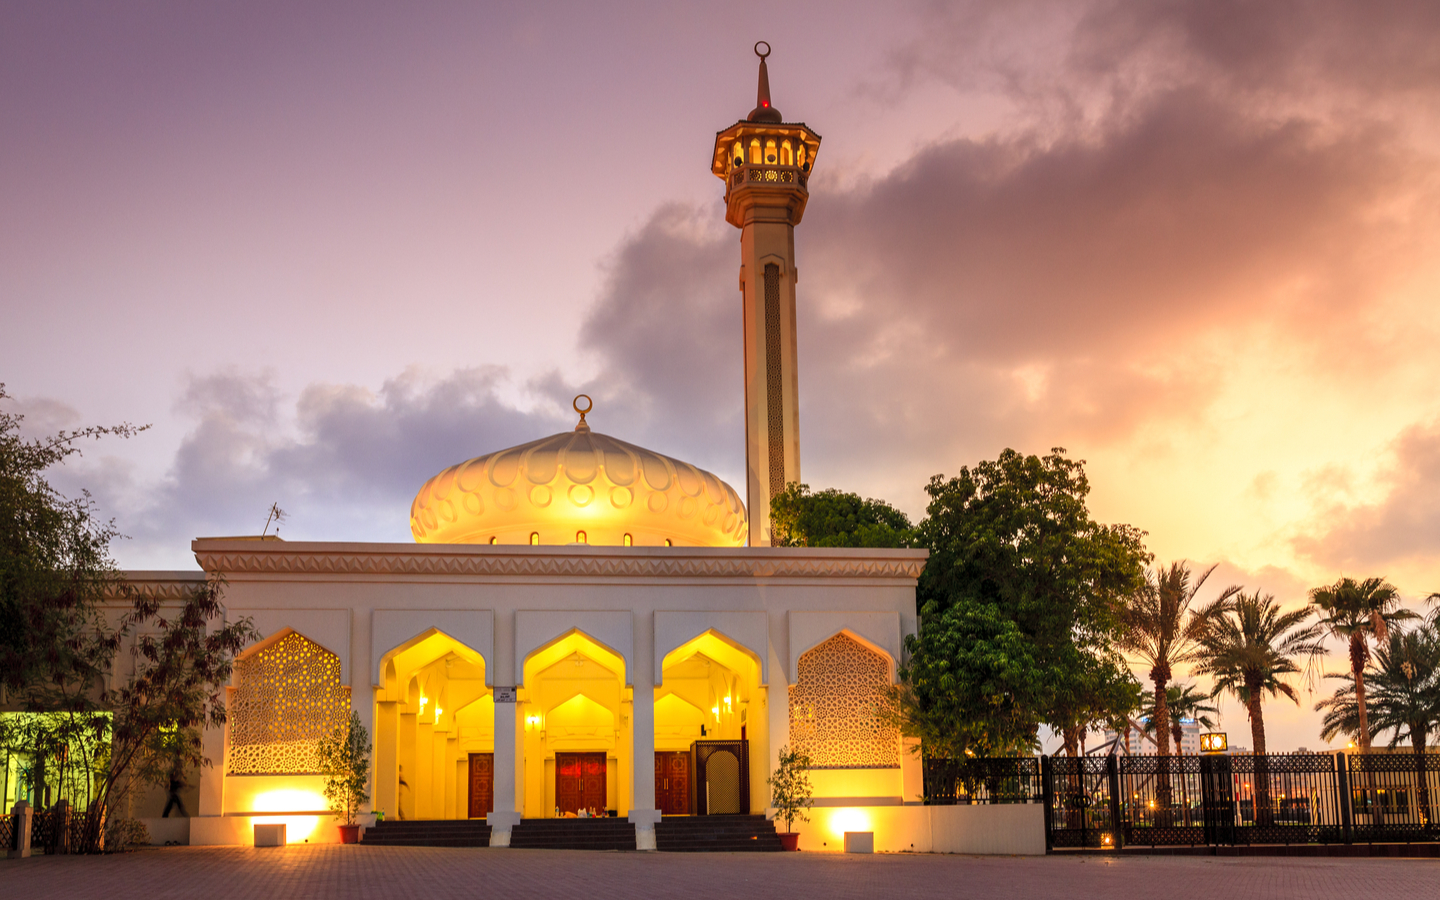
[712,43,821,546]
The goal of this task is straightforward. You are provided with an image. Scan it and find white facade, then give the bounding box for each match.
[130,539,927,847]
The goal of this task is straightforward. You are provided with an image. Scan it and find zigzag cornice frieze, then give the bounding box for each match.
[192,548,926,580]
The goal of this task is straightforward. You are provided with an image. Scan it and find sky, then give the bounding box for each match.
[4,0,1440,752]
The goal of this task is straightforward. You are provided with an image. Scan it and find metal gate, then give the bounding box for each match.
[692,740,749,816]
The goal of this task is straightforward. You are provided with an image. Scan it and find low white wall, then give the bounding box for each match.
[777,804,1045,855]
[140,817,191,845]
[191,814,343,845]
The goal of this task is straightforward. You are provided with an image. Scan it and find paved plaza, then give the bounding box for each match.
[3,846,1438,900]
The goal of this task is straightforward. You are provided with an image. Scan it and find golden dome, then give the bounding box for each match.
[410,397,748,547]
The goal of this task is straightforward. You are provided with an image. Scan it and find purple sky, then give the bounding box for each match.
[5,1,1440,752]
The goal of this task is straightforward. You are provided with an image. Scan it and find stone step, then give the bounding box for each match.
[509,819,636,851]
[655,813,783,853]
[361,819,492,848]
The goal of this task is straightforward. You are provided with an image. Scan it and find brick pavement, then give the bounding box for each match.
[2,845,1437,900]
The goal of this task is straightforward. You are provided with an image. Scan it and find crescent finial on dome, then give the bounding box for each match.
[573,394,592,432]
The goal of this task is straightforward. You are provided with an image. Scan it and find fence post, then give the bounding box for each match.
[55,799,71,855]
[9,800,32,859]
[1336,752,1352,844]
[1106,754,1123,850]
[1040,755,1054,852]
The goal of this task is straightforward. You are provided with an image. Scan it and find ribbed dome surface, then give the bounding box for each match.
[410,425,748,547]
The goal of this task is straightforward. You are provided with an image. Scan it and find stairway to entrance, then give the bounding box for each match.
[360,819,492,847]
[508,817,637,851]
[656,814,784,852]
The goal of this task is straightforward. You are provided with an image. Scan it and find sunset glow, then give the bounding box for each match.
[3,2,1438,753]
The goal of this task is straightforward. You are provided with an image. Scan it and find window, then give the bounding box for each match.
[229,632,350,774]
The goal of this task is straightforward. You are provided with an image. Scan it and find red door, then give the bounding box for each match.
[468,753,493,818]
[556,752,607,815]
[655,751,690,815]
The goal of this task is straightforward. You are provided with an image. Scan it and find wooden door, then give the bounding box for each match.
[655,751,690,815]
[556,752,607,815]
[467,753,494,818]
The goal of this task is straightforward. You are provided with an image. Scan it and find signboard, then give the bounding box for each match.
[494,686,517,703]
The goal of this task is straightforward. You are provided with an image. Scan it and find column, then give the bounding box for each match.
[627,609,660,849]
[487,696,522,843]
[373,702,398,818]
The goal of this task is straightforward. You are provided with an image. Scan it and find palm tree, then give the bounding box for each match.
[1120,562,1238,757]
[1141,683,1219,756]
[1309,576,1416,753]
[1194,591,1326,826]
[1317,628,1440,823]
[1195,592,1325,755]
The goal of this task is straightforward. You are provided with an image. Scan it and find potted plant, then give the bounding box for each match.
[767,744,813,851]
[317,710,372,844]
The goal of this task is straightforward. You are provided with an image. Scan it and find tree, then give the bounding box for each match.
[1194,591,1324,756]
[1140,683,1219,756]
[0,384,145,698]
[1119,562,1238,757]
[1316,628,1440,755]
[766,745,813,834]
[1193,591,1325,826]
[1316,627,1440,824]
[770,483,914,548]
[0,386,255,851]
[902,448,1150,757]
[317,710,372,827]
[1309,576,1416,753]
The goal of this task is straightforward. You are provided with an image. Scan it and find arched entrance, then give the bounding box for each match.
[519,630,629,818]
[657,630,765,815]
[374,630,491,820]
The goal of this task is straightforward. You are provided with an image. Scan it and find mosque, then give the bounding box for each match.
[126,47,961,852]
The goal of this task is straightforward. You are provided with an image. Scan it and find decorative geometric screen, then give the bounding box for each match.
[788,633,899,769]
[228,631,351,774]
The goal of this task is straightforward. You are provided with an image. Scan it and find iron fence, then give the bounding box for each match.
[1348,753,1440,843]
[922,757,1041,805]
[0,813,12,852]
[1041,752,1440,850]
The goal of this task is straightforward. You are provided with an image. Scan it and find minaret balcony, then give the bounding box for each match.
[727,163,808,190]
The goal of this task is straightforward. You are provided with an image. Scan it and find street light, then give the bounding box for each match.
[1200,732,1228,754]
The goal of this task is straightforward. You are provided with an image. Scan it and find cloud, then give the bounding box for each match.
[32,0,1440,609]
[1294,419,1440,584]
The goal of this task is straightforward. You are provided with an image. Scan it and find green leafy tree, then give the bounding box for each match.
[770,483,914,548]
[317,709,372,826]
[901,448,1150,757]
[1119,562,1238,757]
[1,384,145,698]
[766,744,813,834]
[1052,656,1143,757]
[1309,576,1416,752]
[0,386,255,851]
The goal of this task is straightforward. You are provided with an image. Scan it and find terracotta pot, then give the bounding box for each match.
[338,824,361,844]
[778,832,800,852]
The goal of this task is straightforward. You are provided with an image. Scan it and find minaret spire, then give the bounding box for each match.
[711,43,821,546]
[749,42,782,123]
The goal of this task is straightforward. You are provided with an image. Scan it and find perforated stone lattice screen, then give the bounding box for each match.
[788,633,899,769]
[228,632,351,774]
